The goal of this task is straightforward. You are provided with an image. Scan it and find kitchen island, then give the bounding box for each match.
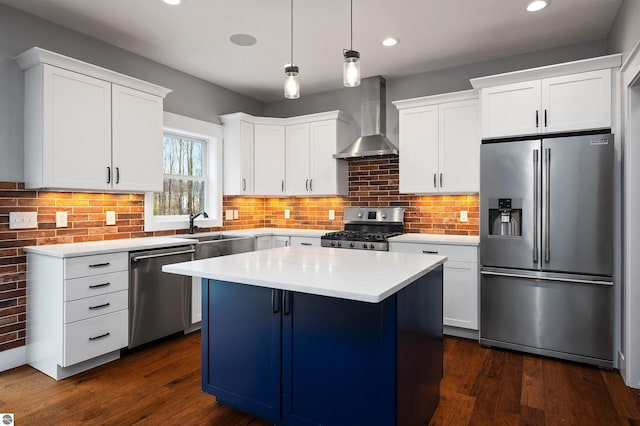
[164,246,446,426]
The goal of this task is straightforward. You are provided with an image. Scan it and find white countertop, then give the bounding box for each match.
[388,233,479,246]
[23,237,195,258]
[163,246,446,303]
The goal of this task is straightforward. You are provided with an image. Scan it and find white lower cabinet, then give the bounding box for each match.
[389,241,479,331]
[27,251,130,380]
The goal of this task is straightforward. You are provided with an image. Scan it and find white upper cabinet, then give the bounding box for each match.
[111,84,163,192]
[221,114,254,195]
[285,118,350,196]
[480,80,541,139]
[222,111,351,197]
[285,123,311,195]
[254,124,286,195]
[15,47,170,192]
[471,55,621,139]
[394,90,479,194]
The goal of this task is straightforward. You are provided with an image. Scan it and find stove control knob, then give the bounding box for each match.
[381,213,387,218]
[350,242,354,248]
[363,243,368,249]
[370,244,375,249]
[337,241,342,247]
[357,212,363,218]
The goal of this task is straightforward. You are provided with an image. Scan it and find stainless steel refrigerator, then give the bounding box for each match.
[480,133,614,368]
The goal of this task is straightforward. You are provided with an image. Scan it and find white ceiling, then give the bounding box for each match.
[0,0,622,102]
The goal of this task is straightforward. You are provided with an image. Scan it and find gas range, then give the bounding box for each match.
[320,207,405,251]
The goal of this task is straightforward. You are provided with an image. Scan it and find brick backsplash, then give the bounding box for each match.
[0,159,477,353]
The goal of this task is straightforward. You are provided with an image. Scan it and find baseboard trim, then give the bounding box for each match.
[0,345,27,373]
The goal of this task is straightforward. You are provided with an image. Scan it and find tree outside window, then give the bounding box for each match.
[154,133,206,216]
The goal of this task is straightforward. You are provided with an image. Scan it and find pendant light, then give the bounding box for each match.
[284,0,300,99]
[343,0,360,87]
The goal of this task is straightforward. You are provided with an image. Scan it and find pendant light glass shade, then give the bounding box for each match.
[343,50,360,87]
[284,65,300,99]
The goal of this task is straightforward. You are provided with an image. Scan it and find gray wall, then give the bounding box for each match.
[607,0,640,60]
[264,40,608,145]
[0,4,263,183]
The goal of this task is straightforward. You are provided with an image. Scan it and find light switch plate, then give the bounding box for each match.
[56,211,68,228]
[225,209,233,220]
[9,212,38,229]
[460,210,468,223]
[106,211,116,225]
[284,209,290,219]
[233,210,239,219]
[329,210,335,220]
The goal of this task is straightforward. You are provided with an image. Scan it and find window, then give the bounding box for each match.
[144,112,222,232]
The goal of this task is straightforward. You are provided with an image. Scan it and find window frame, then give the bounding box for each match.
[144,111,223,232]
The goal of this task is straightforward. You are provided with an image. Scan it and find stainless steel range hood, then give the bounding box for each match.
[334,76,398,159]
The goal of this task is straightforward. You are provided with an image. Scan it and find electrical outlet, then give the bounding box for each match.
[329,210,335,220]
[106,211,116,225]
[460,210,468,223]
[9,212,38,229]
[225,209,233,220]
[284,209,290,219]
[233,210,239,219]
[56,211,68,228]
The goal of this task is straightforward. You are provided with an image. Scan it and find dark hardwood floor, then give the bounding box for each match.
[1,332,639,425]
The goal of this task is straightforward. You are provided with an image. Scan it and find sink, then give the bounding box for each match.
[182,234,255,259]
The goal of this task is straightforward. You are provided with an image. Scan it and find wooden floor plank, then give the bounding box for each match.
[1,333,639,425]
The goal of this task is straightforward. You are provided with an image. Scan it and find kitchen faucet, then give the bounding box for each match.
[188,211,208,234]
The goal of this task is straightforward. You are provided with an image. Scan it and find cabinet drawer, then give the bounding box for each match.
[63,309,128,367]
[65,252,128,279]
[389,242,477,262]
[64,290,128,323]
[290,236,320,247]
[64,271,128,301]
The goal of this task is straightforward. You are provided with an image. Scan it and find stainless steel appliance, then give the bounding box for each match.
[480,132,614,368]
[129,245,195,349]
[321,207,405,251]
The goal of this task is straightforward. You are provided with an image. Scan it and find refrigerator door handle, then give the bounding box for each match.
[480,270,613,286]
[545,148,551,262]
[533,149,539,263]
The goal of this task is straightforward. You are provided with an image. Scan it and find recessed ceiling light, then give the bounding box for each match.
[526,0,549,12]
[382,38,398,47]
[230,34,257,47]
[163,0,182,5]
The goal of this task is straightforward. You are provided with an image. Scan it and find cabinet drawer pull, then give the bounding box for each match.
[535,110,539,128]
[433,173,437,188]
[300,242,313,246]
[440,173,443,187]
[116,167,120,184]
[309,179,313,191]
[305,179,309,191]
[89,302,111,310]
[89,262,111,268]
[89,282,110,289]
[283,291,292,315]
[242,178,246,191]
[107,166,111,184]
[271,289,281,314]
[89,332,110,341]
[544,109,548,127]
[281,180,284,192]
[422,250,439,254]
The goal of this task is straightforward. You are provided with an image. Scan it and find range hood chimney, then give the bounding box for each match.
[334,75,399,159]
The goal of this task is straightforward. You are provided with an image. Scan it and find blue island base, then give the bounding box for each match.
[202,266,443,426]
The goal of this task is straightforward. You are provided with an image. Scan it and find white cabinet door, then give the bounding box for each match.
[272,236,290,247]
[443,261,478,330]
[254,124,285,195]
[541,69,611,133]
[481,80,541,139]
[310,120,340,195]
[42,65,112,190]
[439,99,479,193]
[398,105,439,194]
[286,123,311,195]
[255,236,273,250]
[111,84,163,192]
[223,119,254,195]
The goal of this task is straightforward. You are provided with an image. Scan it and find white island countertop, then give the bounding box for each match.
[163,246,446,303]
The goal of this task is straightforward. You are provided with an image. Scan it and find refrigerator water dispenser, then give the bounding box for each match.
[489,198,522,237]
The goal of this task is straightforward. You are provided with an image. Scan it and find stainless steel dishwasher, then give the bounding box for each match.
[129,245,195,349]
